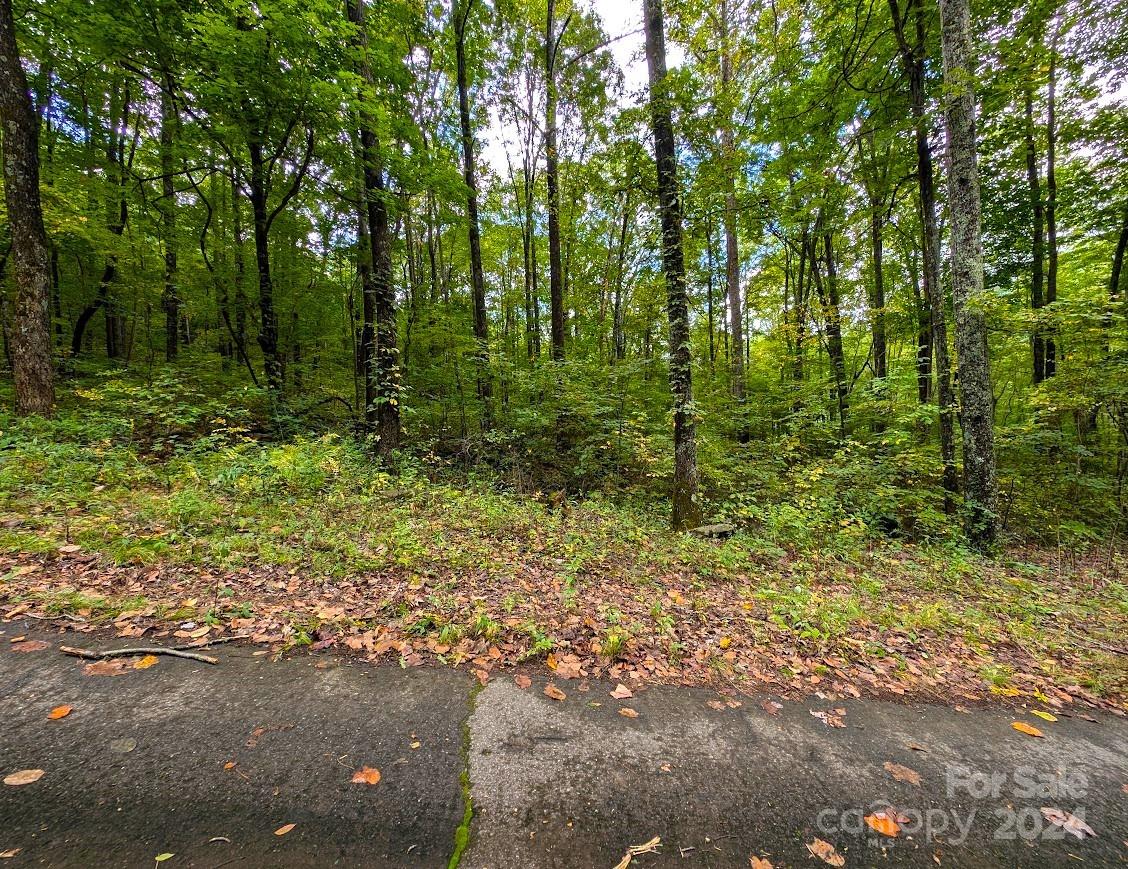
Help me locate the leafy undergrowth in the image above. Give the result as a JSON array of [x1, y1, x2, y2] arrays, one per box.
[[0, 390, 1125, 711]]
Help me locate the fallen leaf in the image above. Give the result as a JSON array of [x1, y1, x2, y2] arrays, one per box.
[[610, 683, 633, 699], [810, 709, 845, 728], [84, 659, 128, 677], [155, 854, 174, 863], [1012, 721, 1044, 738], [351, 766, 381, 785], [884, 761, 922, 785], [48, 705, 73, 720], [189, 626, 210, 639], [514, 674, 532, 689], [707, 700, 726, 710], [1040, 808, 1096, 839], [10, 640, 49, 653], [761, 700, 782, 715], [866, 810, 901, 837], [543, 683, 566, 701], [473, 669, 489, 687], [619, 707, 639, 718], [1031, 710, 1057, 722], [0, 848, 21, 858], [908, 742, 928, 752], [8, 635, 26, 642], [134, 655, 160, 670], [806, 838, 844, 866], [274, 824, 295, 837], [3, 769, 45, 786], [749, 857, 773, 869], [223, 761, 236, 770], [109, 737, 137, 753], [58, 544, 81, 554]]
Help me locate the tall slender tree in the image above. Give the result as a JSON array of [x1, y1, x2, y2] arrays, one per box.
[[939, 0, 999, 547], [643, 0, 701, 531]]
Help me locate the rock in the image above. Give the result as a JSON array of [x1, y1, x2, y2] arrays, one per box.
[[688, 523, 736, 539]]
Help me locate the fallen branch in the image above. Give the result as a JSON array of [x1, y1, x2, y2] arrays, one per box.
[[59, 645, 218, 665]]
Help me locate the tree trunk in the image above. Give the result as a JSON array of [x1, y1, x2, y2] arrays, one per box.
[[940, 0, 999, 548], [643, 0, 701, 531], [1024, 81, 1046, 383], [247, 138, 282, 392], [613, 185, 630, 362], [349, 0, 400, 452], [889, 0, 957, 504], [545, 0, 566, 361], [719, 0, 745, 419], [1044, 27, 1058, 378], [0, 0, 54, 415], [454, 0, 492, 417], [822, 231, 848, 432], [160, 76, 179, 361]]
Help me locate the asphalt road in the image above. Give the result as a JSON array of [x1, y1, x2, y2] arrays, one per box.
[[2, 625, 1125, 868]]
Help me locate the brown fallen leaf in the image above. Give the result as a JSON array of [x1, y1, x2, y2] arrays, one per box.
[[707, 700, 726, 710], [866, 810, 901, 837], [810, 709, 845, 728], [473, 669, 490, 687], [619, 707, 639, 718], [761, 700, 782, 715], [351, 766, 382, 785], [514, 674, 532, 689], [884, 761, 922, 785], [806, 838, 844, 866], [610, 683, 633, 699], [1040, 808, 1096, 839], [274, 824, 295, 836], [47, 705, 73, 720], [3, 769, 45, 786], [749, 856, 773, 868], [543, 683, 566, 701], [223, 761, 237, 770], [0, 847, 21, 858], [84, 659, 128, 677], [133, 655, 159, 670], [58, 544, 81, 554], [1012, 721, 1044, 738], [10, 640, 49, 653], [908, 742, 928, 752]]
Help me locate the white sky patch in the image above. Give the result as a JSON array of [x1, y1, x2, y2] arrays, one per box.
[[482, 0, 683, 174]]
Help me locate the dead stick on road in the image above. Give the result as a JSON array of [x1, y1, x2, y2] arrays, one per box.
[[59, 645, 219, 665]]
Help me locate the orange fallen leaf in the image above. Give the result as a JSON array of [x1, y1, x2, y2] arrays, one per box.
[[806, 838, 844, 866], [884, 761, 921, 785], [274, 824, 295, 836], [133, 655, 159, 670], [223, 761, 237, 770], [1012, 721, 1044, 738], [473, 669, 490, 687], [514, 674, 532, 689], [749, 857, 773, 869], [3, 769, 45, 786], [48, 705, 73, 720], [619, 707, 639, 718], [351, 767, 381, 785], [10, 640, 49, 653], [610, 684, 633, 699], [866, 810, 901, 837], [543, 684, 566, 701]]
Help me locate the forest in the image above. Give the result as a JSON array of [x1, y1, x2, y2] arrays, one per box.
[[1, 0, 1127, 705]]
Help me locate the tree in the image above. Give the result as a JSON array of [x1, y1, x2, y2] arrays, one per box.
[[643, 0, 701, 531], [0, 0, 54, 415], [939, 0, 999, 547], [454, 0, 492, 416]]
